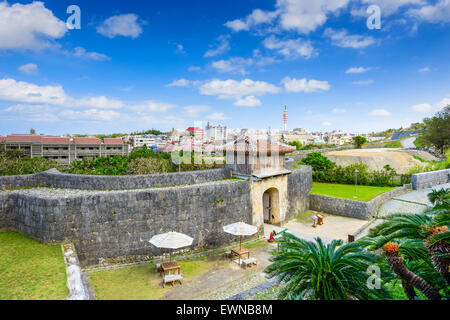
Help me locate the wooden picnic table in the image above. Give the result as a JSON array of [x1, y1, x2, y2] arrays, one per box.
[[161, 261, 181, 276], [231, 247, 250, 264]]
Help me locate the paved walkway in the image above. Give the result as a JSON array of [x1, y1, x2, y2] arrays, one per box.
[[401, 137, 417, 148]]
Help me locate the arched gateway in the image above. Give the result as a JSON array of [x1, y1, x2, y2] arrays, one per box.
[[219, 135, 296, 227]]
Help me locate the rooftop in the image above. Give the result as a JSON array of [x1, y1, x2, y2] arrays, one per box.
[[218, 136, 296, 154]]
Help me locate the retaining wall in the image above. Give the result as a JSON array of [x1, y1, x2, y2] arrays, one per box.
[[411, 169, 450, 190], [0, 168, 232, 190], [310, 184, 410, 220]]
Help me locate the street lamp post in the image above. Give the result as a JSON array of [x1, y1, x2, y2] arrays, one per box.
[[354, 169, 359, 198]]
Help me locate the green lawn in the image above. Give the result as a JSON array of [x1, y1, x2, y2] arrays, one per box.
[[311, 182, 397, 202], [88, 256, 227, 300], [0, 232, 68, 300]]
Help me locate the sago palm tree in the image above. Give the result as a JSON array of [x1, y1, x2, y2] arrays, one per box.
[[382, 242, 442, 300], [264, 233, 391, 300], [368, 210, 450, 285]]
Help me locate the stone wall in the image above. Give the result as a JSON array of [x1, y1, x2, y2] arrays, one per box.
[[411, 169, 450, 190], [1, 180, 253, 267], [0, 166, 312, 267], [0, 168, 231, 190], [310, 185, 410, 220], [286, 166, 312, 221]]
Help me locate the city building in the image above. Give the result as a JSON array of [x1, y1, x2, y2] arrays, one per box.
[[205, 122, 227, 142], [0, 134, 129, 164]]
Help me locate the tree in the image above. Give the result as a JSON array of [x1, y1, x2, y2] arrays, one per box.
[[287, 141, 302, 150], [382, 242, 441, 300], [264, 234, 391, 300], [352, 136, 367, 149], [419, 106, 450, 154], [300, 152, 335, 171], [364, 210, 450, 287]]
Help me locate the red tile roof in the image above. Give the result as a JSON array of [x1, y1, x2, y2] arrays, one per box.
[[103, 138, 123, 144], [73, 137, 101, 144], [5, 134, 43, 142], [41, 137, 71, 144], [186, 127, 202, 131], [217, 136, 296, 154], [0, 136, 5, 142]]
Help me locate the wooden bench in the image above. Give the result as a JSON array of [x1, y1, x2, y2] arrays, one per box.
[[224, 251, 232, 259], [242, 258, 257, 269], [163, 274, 183, 287]]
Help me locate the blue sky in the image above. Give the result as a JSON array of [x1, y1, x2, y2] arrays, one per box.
[[0, 0, 449, 135]]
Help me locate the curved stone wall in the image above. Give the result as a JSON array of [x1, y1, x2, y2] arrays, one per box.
[[1, 179, 253, 267]]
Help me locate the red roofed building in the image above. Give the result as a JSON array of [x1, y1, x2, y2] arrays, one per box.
[[0, 134, 129, 163], [186, 127, 203, 139]]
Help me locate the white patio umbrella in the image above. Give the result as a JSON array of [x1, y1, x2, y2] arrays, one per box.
[[223, 222, 258, 250], [149, 231, 193, 262]]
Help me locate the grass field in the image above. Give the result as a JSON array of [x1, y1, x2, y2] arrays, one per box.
[[311, 182, 397, 201], [88, 256, 226, 300], [0, 232, 68, 300]]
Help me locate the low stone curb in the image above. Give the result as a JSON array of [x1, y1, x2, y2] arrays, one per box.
[[62, 243, 94, 300]]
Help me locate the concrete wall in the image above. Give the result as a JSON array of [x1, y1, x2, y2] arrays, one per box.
[[0, 168, 231, 190], [1, 180, 253, 267], [310, 185, 410, 220], [411, 169, 450, 190]]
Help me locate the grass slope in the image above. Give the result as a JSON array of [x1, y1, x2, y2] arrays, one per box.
[[311, 182, 397, 202], [0, 232, 68, 300]]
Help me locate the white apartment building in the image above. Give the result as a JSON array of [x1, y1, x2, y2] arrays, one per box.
[[131, 135, 157, 148], [205, 122, 227, 142]]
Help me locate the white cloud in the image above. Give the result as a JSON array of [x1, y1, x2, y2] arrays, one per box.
[[353, 0, 425, 16], [97, 14, 143, 39], [204, 35, 230, 57], [211, 57, 253, 75], [183, 105, 210, 117], [324, 28, 375, 49], [225, 0, 350, 34], [345, 67, 370, 74], [207, 112, 230, 120], [200, 79, 280, 99], [332, 108, 346, 113], [322, 121, 332, 126], [0, 78, 68, 105], [0, 2, 67, 50], [408, 0, 450, 23], [188, 66, 201, 72], [410, 103, 432, 113], [281, 77, 330, 93], [263, 36, 316, 59], [167, 79, 192, 87], [130, 100, 176, 113], [352, 80, 374, 85], [369, 109, 391, 116], [418, 66, 431, 72], [72, 96, 124, 109], [60, 109, 122, 122], [233, 96, 262, 107], [3, 104, 59, 122], [18, 63, 39, 75], [437, 97, 450, 109], [199, 79, 280, 106], [73, 47, 111, 61]]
